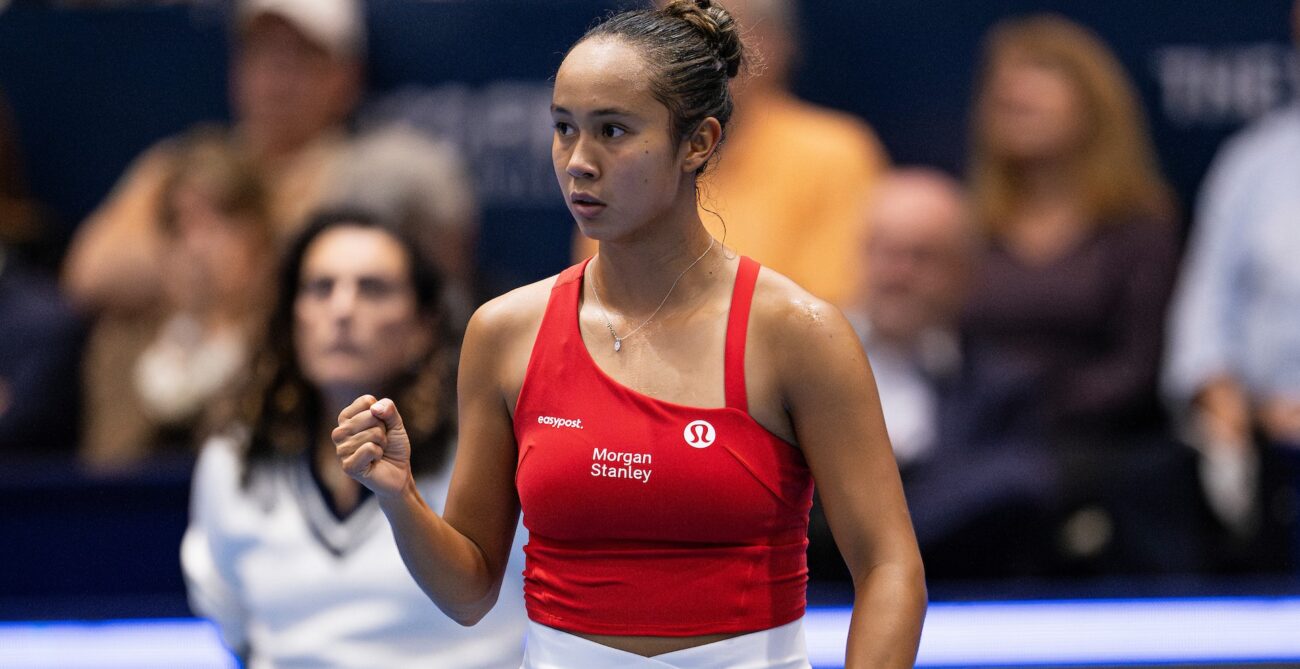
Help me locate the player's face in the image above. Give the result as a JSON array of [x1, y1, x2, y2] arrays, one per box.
[[293, 226, 430, 394], [551, 38, 689, 242]]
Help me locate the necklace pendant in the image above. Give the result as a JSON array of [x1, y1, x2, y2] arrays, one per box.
[[613, 338, 622, 352]]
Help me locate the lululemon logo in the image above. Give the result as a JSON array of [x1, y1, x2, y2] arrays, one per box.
[[683, 420, 716, 448]]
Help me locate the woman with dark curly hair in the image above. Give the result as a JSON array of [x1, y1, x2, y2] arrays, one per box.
[[181, 209, 527, 668]]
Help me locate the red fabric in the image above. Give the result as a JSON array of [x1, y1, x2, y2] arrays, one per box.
[[513, 257, 814, 637], [725, 255, 760, 413]]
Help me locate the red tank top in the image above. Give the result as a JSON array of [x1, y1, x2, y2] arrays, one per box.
[[513, 256, 814, 637]]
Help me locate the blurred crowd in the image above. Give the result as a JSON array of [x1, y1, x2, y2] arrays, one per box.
[[1, 0, 1299, 628]]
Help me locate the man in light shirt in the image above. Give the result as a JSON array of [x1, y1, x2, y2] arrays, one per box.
[[1163, 0, 1300, 570]]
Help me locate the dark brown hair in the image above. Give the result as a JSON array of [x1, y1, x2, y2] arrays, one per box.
[[240, 208, 456, 482], [577, 0, 746, 171]]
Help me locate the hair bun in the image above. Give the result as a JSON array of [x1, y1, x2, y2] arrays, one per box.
[[662, 0, 745, 78]]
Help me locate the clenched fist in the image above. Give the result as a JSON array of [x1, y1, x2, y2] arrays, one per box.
[[333, 395, 413, 499]]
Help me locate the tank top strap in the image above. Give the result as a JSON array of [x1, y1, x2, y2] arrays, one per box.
[[550, 257, 590, 315], [553, 257, 591, 302], [526, 257, 591, 365], [724, 256, 761, 413]]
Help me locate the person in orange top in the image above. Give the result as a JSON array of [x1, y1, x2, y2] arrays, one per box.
[[575, 0, 888, 306]]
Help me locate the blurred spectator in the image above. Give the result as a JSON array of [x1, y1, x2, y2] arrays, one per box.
[[841, 169, 1056, 579], [847, 170, 970, 469], [81, 128, 272, 468], [575, 0, 888, 306], [326, 123, 480, 325], [65, 0, 480, 467], [962, 15, 1200, 574], [1164, 0, 1300, 572], [64, 0, 362, 316], [65, 0, 362, 469], [0, 85, 81, 458], [181, 209, 526, 668]]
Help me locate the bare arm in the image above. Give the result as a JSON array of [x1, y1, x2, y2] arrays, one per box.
[[770, 292, 926, 667], [62, 145, 172, 313], [335, 302, 523, 625]]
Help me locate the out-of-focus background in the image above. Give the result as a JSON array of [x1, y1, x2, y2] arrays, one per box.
[[1, 0, 1298, 666]]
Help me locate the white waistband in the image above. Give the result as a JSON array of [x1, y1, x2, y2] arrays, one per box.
[[520, 618, 811, 669]]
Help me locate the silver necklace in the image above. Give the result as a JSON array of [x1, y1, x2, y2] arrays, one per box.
[[588, 237, 715, 352]]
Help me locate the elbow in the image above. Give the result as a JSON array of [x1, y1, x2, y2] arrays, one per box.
[[910, 558, 929, 610], [906, 547, 928, 599], [890, 550, 928, 607], [853, 550, 928, 609], [441, 590, 502, 627], [448, 607, 488, 627]]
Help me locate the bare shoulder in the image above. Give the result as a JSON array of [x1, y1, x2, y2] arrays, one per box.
[[461, 274, 563, 401], [748, 266, 860, 355], [465, 275, 557, 347], [745, 265, 868, 402]]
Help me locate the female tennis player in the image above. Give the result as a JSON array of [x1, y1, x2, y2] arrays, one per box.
[[334, 2, 926, 666]]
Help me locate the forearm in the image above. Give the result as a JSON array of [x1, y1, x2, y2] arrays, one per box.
[[63, 147, 172, 313], [378, 478, 504, 625], [844, 560, 927, 669], [63, 216, 165, 312]]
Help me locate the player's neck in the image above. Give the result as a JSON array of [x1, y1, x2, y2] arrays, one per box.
[[591, 220, 719, 313]]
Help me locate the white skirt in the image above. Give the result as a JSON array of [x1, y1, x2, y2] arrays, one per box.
[[520, 618, 812, 669]]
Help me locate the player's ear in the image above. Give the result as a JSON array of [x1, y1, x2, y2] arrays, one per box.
[[681, 117, 722, 174]]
